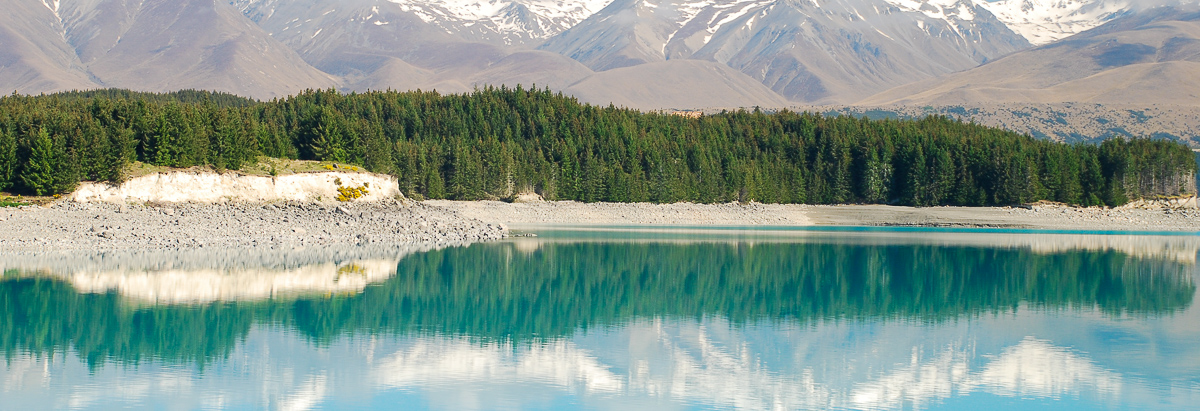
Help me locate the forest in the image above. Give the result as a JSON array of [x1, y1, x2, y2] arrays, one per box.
[[0, 87, 1194, 206]]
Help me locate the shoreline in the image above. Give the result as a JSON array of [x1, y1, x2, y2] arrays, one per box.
[[428, 200, 1200, 233], [2, 199, 1199, 253]]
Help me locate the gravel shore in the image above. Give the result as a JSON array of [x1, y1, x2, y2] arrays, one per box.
[[0, 200, 505, 252], [3, 198, 1199, 253]]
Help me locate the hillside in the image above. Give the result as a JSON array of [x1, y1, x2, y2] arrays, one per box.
[[540, 0, 1030, 104], [0, 0, 338, 100], [861, 5, 1200, 107], [809, 103, 1200, 144]]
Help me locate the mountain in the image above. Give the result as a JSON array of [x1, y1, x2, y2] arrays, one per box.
[[0, 0, 337, 100], [810, 103, 1200, 143], [3, 0, 1191, 111], [232, 0, 599, 95], [565, 59, 791, 109], [0, 0, 96, 94], [231, 0, 787, 108], [860, 5, 1200, 106], [978, 0, 1136, 45], [234, 0, 1036, 104], [385, 0, 614, 46], [540, 0, 1030, 104]]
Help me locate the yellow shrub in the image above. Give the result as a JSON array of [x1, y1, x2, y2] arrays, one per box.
[[335, 180, 370, 202]]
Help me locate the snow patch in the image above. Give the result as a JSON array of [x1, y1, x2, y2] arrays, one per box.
[[979, 0, 1135, 45], [389, 0, 614, 39]]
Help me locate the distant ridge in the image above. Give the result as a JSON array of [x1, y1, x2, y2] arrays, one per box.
[[861, 5, 1200, 107]]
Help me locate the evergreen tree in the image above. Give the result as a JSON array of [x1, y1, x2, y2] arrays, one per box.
[[18, 129, 57, 196], [0, 88, 1193, 205], [0, 128, 16, 191]]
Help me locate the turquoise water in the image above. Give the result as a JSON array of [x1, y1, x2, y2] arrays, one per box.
[[2, 229, 1199, 410]]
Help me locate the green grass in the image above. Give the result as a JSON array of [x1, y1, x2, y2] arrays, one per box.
[[0, 196, 27, 207]]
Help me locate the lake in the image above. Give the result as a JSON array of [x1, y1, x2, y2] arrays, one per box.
[[2, 228, 1199, 410]]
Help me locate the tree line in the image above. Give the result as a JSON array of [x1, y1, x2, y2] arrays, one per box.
[[0, 87, 1194, 206]]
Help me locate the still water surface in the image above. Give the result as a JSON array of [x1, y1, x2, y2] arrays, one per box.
[[2, 228, 1199, 410]]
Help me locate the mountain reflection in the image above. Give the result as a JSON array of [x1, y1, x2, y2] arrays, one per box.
[[0, 234, 1196, 367]]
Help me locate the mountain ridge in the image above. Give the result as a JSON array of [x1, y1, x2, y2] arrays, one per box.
[[860, 4, 1200, 107], [1, 0, 1195, 116]]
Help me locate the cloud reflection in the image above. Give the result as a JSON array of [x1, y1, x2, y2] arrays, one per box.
[[1, 316, 1195, 411], [850, 337, 1123, 410], [369, 323, 1130, 411]]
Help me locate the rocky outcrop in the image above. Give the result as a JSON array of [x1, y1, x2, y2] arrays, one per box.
[[69, 171, 403, 204], [1117, 196, 1199, 210]]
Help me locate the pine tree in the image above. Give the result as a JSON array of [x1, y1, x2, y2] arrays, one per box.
[[19, 129, 57, 196], [0, 128, 16, 191]]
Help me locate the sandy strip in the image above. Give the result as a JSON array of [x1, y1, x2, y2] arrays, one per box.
[[427, 200, 1200, 232], [423, 200, 812, 226], [803, 204, 1200, 231]]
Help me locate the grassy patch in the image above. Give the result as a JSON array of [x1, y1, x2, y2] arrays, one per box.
[[239, 157, 367, 177], [120, 157, 372, 180], [0, 196, 28, 207]]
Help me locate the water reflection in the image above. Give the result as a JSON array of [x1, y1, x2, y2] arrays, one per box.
[[1, 243, 449, 303], [1, 231, 1199, 410]]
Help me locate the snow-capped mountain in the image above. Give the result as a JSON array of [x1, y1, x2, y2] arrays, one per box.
[[233, 0, 1103, 50], [234, 0, 615, 47], [977, 0, 1136, 45], [389, 0, 614, 44], [5, 0, 1195, 108], [540, 0, 1029, 103], [861, 3, 1200, 107]]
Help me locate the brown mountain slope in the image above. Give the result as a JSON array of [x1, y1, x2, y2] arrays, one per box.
[[237, 1, 594, 95], [808, 103, 1200, 144], [0, 0, 96, 94], [0, 0, 337, 100], [861, 6, 1200, 106], [80, 0, 337, 100], [541, 0, 1030, 104], [566, 60, 790, 110]]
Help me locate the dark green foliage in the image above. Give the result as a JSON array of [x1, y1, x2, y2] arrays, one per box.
[[0, 87, 1193, 206], [0, 127, 15, 191], [18, 129, 58, 195], [39, 88, 258, 107], [0, 278, 253, 367]]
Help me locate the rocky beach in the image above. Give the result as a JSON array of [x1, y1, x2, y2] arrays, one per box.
[[0, 200, 504, 252], [3, 197, 1199, 253], [1, 167, 1198, 253]]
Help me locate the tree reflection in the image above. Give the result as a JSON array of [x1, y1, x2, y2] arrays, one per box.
[[1, 240, 1194, 366]]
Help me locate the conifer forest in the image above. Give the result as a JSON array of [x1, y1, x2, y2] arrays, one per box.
[[0, 87, 1194, 206]]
